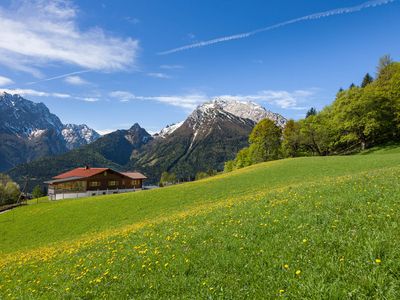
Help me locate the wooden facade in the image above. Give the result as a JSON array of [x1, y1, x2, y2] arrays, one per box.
[[46, 167, 147, 200]]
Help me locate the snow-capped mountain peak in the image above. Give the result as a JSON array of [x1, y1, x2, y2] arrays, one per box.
[[0, 93, 101, 170], [189, 97, 287, 128], [156, 121, 184, 138], [62, 124, 100, 150]]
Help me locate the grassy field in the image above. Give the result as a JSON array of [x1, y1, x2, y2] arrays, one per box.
[[1, 151, 400, 298]]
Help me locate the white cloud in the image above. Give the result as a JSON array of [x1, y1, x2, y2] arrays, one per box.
[[109, 91, 136, 102], [146, 72, 171, 79], [109, 90, 206, 109], [0, 88, 102, 102], [109, 88, 318, 110], [0, 0, 139, 75], [52, 92, 71, 98], [64, 75, 88, 85], [125, 17, 140, 24], [0, 76, 14, 86], [136, 94, 207, 110], [27, 70, 91, 85], [160, 65, 184, 70], [81, 97, 99, 102], [0, 88, 70, 98]]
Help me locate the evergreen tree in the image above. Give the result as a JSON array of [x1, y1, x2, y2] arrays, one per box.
[[306, 107, 317, 118], [361, 73, 373, 88], [349, 83, 356, 89]]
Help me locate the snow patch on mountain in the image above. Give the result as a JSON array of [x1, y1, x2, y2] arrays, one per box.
[[1, 92, 100, 150], [156, 121, 184, 138], [213, 97, 286, 126], [62, 124, 100, 150], [28, 129, 46, 139]]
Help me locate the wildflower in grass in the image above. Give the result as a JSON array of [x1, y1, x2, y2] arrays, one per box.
[[302, 239, 307, 243], [295, 270, 301, 275], [279, 289, 285, 294], [375, 258, 382, 264], [283, 264, 289, 269]]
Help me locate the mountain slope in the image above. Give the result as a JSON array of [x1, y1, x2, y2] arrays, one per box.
[[130, 99, 286, 181], [62, 124, 100, 150], [7, 98, 285, 187], [1, 150, 399, 298], [8, 124, 152, 190], [0, 92, 100, 171]]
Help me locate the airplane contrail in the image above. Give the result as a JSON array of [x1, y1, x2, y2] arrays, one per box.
[[159, 0, 396, 55], [26, 70, 91, 85]]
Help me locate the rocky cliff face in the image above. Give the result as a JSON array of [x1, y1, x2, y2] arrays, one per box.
[[130, 98, 287, 182], [7, 97, 287, 187], [62, 124, 100, 150], [0, 92, 100, 171]]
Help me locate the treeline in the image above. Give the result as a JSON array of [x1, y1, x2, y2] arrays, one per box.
[[225, 56, 400, 172], [0, 174, 21, 206], [159, 169, 218, 186]]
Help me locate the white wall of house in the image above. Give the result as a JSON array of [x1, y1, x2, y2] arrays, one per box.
[[48, 188, 140, 201]]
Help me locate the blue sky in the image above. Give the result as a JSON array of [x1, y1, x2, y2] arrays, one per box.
[[0, 0, 399, 134]]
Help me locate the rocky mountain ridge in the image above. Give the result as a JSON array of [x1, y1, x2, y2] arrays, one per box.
[[0, 92, 100, 171], [7, 96, 287, 188]]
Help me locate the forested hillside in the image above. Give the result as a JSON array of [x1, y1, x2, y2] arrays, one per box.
[[226, 56, 400, 171]]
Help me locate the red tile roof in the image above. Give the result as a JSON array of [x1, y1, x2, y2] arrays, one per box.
[[53, 167, 109, 179], [122, 172, 147, 180]]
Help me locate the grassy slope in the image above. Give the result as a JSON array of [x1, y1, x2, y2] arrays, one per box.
[[1, 151, 400, 298]]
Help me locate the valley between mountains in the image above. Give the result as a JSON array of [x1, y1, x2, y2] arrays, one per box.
[[1, 92, 286, 188]]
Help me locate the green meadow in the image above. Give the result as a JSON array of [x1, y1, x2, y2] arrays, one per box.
[[1, 149, 400, 299]]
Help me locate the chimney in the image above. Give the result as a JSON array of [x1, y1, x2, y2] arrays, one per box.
[[84, 165, 90, 170]]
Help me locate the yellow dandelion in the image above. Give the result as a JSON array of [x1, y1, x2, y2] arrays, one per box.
[[302, 239, 307, 243], [375, 258, 382, 264], [295, 270, 301, 275], [283, 264, 289, 269], [279, 289, 285, 294]]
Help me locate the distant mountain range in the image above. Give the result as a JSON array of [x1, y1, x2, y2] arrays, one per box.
[[5, 95, 286, 189], [0, 92, 100, 171]]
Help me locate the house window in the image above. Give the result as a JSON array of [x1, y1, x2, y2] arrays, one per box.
[[108, 181, 118, 186], [132, 180, 141, 186], [89, 181, 100, 187]]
